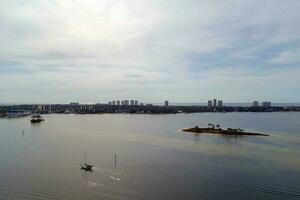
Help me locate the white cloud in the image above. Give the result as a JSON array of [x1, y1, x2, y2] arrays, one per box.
[[270, 49, 300, 65], [0, 0, 300, 102]]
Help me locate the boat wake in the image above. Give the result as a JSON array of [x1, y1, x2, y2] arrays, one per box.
[[110, 176, 121, 181], [86, 181, 103, 187]]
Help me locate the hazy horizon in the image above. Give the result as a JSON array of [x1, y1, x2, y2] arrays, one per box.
[[1, 101, 300, 106], [1, 1, 300, 103]]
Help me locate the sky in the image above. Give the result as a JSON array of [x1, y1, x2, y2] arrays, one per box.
[[1, 0, 300, 104]]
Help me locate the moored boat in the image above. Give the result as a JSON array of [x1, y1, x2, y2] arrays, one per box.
[[30, 115, 45, 123], [81, 150, 93, 171]]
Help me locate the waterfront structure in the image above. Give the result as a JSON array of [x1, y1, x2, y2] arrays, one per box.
[[117, 100, 120, 106], [253, 101, 259, 107], [140, 103, 144, 106], [213, 99, 217, 107], [165, 100, 169, 107], [262, 101, 271, 107], [134, 100, 139, 106], [7, 110, 31, 118], [208, 100, 213, 107], [130, 100, 134, 106], [218, 100, 223, 107]]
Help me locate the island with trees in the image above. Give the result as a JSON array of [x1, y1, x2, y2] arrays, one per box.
[[182, 123, 269, 136]]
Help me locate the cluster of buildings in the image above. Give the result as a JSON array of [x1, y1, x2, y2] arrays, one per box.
[[106, 100, 169, 107], [3, 99, 300, 117], [108, 100, 140, 106], [208, 98, 223, 107], [253, 101, 272, 107]]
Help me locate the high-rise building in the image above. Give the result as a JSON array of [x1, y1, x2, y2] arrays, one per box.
[[108, 101, 112, 105], [165, 100, 169, 107], [217, 100, 223, 107], [130, 100, 134, 106], [112, 101, 116, 106], [134, 100, 139, 106], [253, 101, 259, 107], [262, 101, 271, 107], [213, 99, 217, 107], [117, 100, 120, 106], [122, 100, 129, 106], [208, 100, 212, 107]]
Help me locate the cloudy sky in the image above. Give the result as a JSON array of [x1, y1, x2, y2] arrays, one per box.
[[1, 0, 300, 103]]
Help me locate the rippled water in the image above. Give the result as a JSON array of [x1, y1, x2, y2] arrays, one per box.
[[0, 113, 300, 200]]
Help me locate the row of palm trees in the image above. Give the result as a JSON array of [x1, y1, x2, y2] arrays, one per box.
[[208, 123, 220, 129], [194, 123, 245, 133], [207, 123, 245, 132]]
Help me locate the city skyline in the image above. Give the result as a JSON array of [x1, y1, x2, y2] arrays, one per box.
[[1, 1, 300, 103]]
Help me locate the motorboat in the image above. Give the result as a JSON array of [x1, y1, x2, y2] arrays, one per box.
[[30, 115, 45, 123]]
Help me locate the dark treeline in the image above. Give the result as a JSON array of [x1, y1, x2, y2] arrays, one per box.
[[1, 104, 300, 116]]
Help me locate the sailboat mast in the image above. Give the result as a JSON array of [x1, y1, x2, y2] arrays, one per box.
[[85, 150, 87, 164]]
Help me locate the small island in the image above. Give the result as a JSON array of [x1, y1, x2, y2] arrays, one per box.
[[182, 123, 269, 136]]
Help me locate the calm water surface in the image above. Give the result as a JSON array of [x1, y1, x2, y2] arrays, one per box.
[[0, 113, 300, 200]]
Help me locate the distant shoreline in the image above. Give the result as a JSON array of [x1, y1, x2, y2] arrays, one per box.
[[1, 104, 300, 116]]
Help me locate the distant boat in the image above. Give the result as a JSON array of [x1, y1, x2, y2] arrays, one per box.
[[30, 115, 45, 123], [81, 150, 93, 171]]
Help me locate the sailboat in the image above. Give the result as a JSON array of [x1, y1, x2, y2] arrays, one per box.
[[81, 150, 93, 171]]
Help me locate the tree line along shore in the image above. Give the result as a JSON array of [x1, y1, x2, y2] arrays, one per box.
[[1, 104, 300, 117]]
